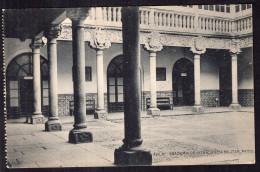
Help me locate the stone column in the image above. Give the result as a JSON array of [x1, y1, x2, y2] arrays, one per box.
[[229, 45, 241, 111], [67, 8, 93, 143], [114, 7, 152, 165], [190, 36, 206, 114], [144, 32, 163, 116], [43, 24, 62, 131], [29, 38, 46, 124], [90, 28, 111, 119]]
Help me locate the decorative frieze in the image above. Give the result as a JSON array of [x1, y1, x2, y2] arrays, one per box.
[[239, 36, 253, 48], [58, 27, 252, 50], [190, 36, 206, 54], [230, 39, 242, 55], [90, 28, 111, 50], [144, 32, 163, 52]]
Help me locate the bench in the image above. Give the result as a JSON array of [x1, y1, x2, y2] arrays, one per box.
[[146, 97, 173, 110], [69, 100, 95, 116]]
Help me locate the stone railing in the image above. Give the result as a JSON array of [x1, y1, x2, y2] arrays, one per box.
[[62, 7, 252, 36]]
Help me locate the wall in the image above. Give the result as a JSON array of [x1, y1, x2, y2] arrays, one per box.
[[4, 38, 48, 68]]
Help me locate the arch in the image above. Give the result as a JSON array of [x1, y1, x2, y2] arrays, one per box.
[[6, 53, 49, 119], [172, 58, 194, 106], [107, 55, 144, 112], [5, 49, 48, 70]]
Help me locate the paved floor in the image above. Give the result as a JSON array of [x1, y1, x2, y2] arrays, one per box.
[[6, 107, 255, 168]]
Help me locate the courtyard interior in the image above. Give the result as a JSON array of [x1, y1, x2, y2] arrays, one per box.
[[6, 107, 255, 168]]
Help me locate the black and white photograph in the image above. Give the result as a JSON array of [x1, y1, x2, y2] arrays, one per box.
[[2, 4, 255, 168]]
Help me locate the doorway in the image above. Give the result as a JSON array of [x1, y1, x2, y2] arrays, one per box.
[[172, 58, 194, 106], [19, 79, 34, 116], [219, 52, 232, 106], [107, 55, 124, 112], [6, 53, 49, 119]]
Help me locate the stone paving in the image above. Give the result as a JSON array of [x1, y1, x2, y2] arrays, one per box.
[[6, 107, 255, 168]]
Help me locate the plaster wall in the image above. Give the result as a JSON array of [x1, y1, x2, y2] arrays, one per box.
[[4, 38, 48, 68]]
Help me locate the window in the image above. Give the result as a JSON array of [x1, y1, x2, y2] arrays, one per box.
[[198, 5, 202, 9], [42, 80, 49, 106], [236, 5, 240, 12], [156, 68, 166, 81], [220, 5, 225, 12], [226, 5, 230, 13], [209, 5, 214, 11], [72, 66, 92, 81], [247, 4, 252, 9], [215, 5, 220, 11], [85, 66, 92, 81], [241, 4, 246, 10], [204, 5, 208, 10]]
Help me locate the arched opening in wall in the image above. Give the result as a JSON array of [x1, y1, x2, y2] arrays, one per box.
[[107, 55, 124, 112], [219, 51, 232, 106], [107, 55, 143, 113], [172, 58, 194, 106], [6, 53, 49, 119]]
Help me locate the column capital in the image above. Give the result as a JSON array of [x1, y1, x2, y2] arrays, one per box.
[[190, 36, 206, 55], [66, 8, 90, 22], [43, 24, 63, 40], [29, 37, 47, 50], [90, 28, 111, 50], [229, 39, 242, 56], [144, 31, 163, 53]]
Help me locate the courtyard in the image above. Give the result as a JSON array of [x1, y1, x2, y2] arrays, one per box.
[[6, 107, 255, 168]]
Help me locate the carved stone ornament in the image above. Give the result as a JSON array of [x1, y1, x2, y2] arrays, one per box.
[[190, 36, 206, 54], [229, 39, 242, 55], [29, 37, 47, 49], [144, 32, 163, 52], [90, 28, 111, 50], [44, 24, 63, 39]]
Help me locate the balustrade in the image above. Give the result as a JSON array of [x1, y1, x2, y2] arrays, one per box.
[[80, 7, 252, 36]]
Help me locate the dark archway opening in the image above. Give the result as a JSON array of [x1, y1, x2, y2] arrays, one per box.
[[172, 58, 194, 106], [219, 51, 232, 106]]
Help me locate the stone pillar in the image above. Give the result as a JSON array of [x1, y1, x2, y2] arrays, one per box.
[[229, 45, 241, 111], [90, 28, 111, 119], [29, 38, 46, 124], [44, 24, 62, 131], [144, 32, 163, 116], [67, 8, 93, 143], [190, 36, 206, 114], [114, 7, 152, 165]]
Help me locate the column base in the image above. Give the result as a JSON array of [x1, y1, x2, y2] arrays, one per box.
[[45, 119, 62, 131], [229, 103, 241, 111], [192, 105, 204, 114], [94, 110, 108, 120], [69, 128, 93, 144], [114, 145, 152, 165], [30, 114, 45, 124], [147, 107, 160, 117]]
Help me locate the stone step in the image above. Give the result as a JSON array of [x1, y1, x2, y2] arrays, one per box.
[[173, 106, 193, 110]]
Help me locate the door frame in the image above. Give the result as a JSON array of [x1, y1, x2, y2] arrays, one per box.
[[172, 58, 194, 106]]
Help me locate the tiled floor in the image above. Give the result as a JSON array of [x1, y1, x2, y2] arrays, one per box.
[[6, 107, 255, 168]]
